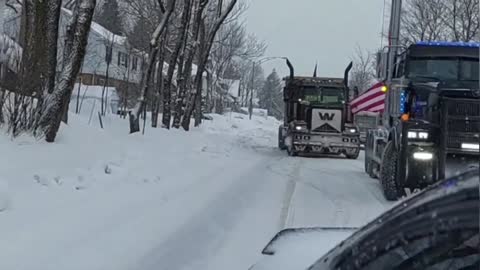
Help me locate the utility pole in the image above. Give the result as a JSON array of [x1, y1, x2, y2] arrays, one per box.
[[249, 61, 255, 120], [383, 0, 403, 127], [387, 0, 402, 83]]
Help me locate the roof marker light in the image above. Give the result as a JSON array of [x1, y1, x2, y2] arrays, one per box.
[[416, 41, 480, 48]]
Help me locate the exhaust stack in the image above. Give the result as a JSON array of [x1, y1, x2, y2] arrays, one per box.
[[344, 61, 353, 123], [286, 59, 294, 79]]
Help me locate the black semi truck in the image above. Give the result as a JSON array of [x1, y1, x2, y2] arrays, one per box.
[[365, 41, 480, 200], [278, 60, 360, 158]]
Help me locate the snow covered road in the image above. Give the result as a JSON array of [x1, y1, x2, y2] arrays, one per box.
[[0, 112, 393, 270], [131, 152, 392, 270]]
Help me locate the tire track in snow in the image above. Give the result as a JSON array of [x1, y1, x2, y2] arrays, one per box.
[[278, 158, 301, 230], [131, 157, 278, 270], [298, 180, 351, 227]]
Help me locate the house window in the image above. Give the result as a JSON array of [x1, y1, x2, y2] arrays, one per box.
[[105, 45, 112, 63], [131, 57, 138, 71], [117, 52, 128, 67]]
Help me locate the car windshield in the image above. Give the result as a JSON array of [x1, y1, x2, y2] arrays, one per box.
[[303, 87, 344, 105], [408, 58, 479, 81]]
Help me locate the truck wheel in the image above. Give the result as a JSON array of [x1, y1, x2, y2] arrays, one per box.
[[287, 144, 297, 157], [346, 150, 359, 159], [278, 126, 286, 150], [380, 141, 400, 201]]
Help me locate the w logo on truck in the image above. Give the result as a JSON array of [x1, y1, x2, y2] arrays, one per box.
[[319, 112, 335, 121]]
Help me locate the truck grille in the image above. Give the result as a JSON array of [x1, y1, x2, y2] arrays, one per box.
[[447, 100, 480, 116], [447, 119, 480, 133], [445, 98, 480, 152], [447, 134, 479, 149], [314, 124, 340, 133]]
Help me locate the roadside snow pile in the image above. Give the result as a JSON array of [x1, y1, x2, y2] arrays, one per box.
[[200, 112, 281, 152]]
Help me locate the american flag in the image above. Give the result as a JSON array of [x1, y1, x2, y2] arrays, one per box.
[[350, 82, 386, 114]]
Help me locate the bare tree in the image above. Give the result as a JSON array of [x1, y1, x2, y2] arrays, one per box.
[[350, 45, 375, 95], [123, 0, 164, 51], [171, 0, 209, 128], [129, 0, 176, 133], [162, 0, 193, 129], [442, 0, 479, 41], [181, 0, 238, 130], [37, 0, 97, 142], [401, 0, 447, 45]]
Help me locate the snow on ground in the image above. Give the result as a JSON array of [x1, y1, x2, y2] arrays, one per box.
[[0, 105, 393, 270]]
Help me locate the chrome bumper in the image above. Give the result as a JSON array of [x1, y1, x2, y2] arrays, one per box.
[[292, 132, 360, 153]]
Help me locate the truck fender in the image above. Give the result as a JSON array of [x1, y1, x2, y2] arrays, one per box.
[[388, 127, 400, 150]]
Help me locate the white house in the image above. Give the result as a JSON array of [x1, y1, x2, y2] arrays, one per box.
[[59, 8, 143, 88]]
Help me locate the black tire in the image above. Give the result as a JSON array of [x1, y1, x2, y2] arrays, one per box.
[[287, 141, 297, 156], [380, 141, 400, 201], [346, 150, 360, 159], [278, 126, 286, 150]]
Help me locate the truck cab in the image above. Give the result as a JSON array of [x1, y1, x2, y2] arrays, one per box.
[[366, 41, 480, 200], [278, 61, 360, 158]]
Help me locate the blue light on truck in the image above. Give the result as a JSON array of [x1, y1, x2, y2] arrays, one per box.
[[416, 41, 480, 48], [400, 92, 406, 113]]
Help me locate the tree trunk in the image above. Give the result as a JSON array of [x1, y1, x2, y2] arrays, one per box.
[[181, 0, 237, 130], [173, 0, 208, 129], [162, 0, 192, 129], [129, 0, 176, 133], [129, 48, 158, 133], [38, 0, 97, 142], [151, 34, 167, 127], [46, 0, 62, 95]]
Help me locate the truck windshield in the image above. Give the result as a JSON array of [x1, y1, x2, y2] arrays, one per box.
[[303, 87, 344, 105], [408, 58, 479, 81]]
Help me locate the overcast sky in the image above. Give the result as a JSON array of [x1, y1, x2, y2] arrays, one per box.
[[243, 0, 387, 78]]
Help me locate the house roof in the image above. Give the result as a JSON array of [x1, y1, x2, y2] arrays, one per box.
[[61, 8, 127, 46]]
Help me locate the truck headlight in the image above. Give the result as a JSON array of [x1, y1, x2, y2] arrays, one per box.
[[408, 131, 429, 139], [461, 143, 479, 150], [348, 128, 357, 133], [418, 132, 429, 139], [413, 152, 433, 160], [295, 125, 306, 131]]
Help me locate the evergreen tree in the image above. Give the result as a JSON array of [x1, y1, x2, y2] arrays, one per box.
[[94, 0, 123, 35], [258, 69, 283, 119]]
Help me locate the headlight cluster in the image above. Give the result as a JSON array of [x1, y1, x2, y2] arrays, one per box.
[[295, 125, 307, 131], [348, 128, 358, 133], [407, 131, 429, 139]]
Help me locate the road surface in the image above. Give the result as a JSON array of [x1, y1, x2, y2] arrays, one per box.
[[132, 148, 393, 270]]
